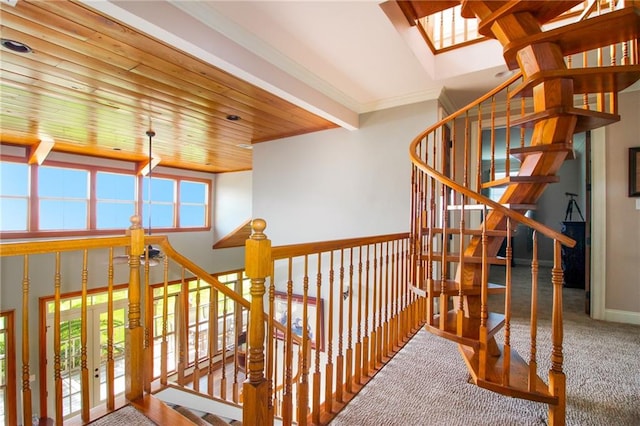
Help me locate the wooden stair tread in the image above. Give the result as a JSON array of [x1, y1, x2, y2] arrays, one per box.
[[426, 310, 505, 349], [421, 252, 507, 265], [481, 175, 559, 189], [509, 106, 620, 134], [509, 143, 574, 161], [504, 6, 640, 69], [458, 344, 558, 405], [411, 279, 506, 297], [424, 227, 509, 237], [462, 1, 583, 36], [509, 65, 640, 98]]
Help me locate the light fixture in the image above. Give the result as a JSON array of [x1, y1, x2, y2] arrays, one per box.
[[226, 114, 241, 121], [143, 128, 163, 265], [1, 38, 32, 53]]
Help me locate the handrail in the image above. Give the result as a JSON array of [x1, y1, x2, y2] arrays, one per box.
[[408, 70, 576, 248], [272, 232, 409, 259], [0, 235, 130, 256]]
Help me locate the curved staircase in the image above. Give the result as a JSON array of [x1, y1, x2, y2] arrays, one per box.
[[407, 1, 640, 425]]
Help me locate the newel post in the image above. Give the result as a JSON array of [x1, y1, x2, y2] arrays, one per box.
[[125, 215, 145, 401], [243, 219, 273, 425]]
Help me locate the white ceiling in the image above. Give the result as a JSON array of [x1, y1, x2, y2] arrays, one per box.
[[88, 0, 514, 130]]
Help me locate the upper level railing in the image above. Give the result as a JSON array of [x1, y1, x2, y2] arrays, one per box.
[[0, 217, 425, 425], [416, 0, 633, 53]]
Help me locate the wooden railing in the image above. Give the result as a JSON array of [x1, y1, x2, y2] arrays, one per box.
[[0, 218, 253, 424], [0, 217, 424, 425], [242, 220, 425, 425], [415, 0, 632, 53]]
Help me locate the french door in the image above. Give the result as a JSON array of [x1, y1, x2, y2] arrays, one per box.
[[46, 299, 127, 420]]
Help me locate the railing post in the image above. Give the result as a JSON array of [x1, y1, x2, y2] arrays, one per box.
[[549, 240, 566, 425], [125, 215, 145, 401], [243, 219, 273, 425]]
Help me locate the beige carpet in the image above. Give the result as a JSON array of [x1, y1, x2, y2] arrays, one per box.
[[329, 266, 640, 426], [87, 405, 156, 425]]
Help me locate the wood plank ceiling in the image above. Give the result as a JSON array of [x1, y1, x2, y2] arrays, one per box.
[[0, 0, 338, 173]]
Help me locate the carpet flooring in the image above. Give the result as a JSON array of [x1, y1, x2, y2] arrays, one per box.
[[329, 266, 640, 426]]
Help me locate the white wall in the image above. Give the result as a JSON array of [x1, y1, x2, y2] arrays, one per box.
[[213, 170, 252, 243], [252, 100, 439, 245], [602, 90, 640, 318]]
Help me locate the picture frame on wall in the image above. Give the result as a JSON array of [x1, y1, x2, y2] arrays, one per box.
[[274, 291, 325, 351], [629, 147, 640, 197]]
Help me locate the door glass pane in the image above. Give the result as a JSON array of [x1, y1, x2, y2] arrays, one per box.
[[60, 318, 83, 418], [98, 308, 126, 402]]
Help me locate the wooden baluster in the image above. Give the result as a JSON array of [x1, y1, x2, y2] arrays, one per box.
[[503, 218, 513, 386], [297, 256, 310, 424], [451, 119, 457, 183], [336, 250, 345, 404], [208, 286, 216, 397], [438, 11, 444, 49], [529, 231, 539, 392], [622, 40, 630, 65], [439, 180, 448, 331], [220, 290, 229, 401], [450, 8, 455, 45], [505, 89, 511, 177], [161, 254, 169, 387], [144, 253, 153, 395], [346, 250, 354, 394], [456, 198, 465, 337], [21, 255, 32, 424], [243, 219, 272, 426], [393, 240, 400, 348], [282, 260, 293, 422], [362, 246, 370, 379], [107, 249, 115, 409], [490, 96, 496, 182], [325, 251, 335, 413], [80, 250, 89, 422], [520, 96, 526, 148], [312, 254, 322, 423], [549, 240, 566, 425], [478, 212, 488, 380], [476, 103, 483, 192], [194, 279, 202, 393], [377, 245, 384, 365], [355, 247, 363, 385], [126, 215, 144, 401], [177, 268, 188, 385], [53, 252, 63, 423], [370, 245, 378, 372], [464, 111, 470, 189], [232, 298, 241, 403], [383, 243, 390, 359]]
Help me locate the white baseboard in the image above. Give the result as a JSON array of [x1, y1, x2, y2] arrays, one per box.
[[603, 308, 640, 325]]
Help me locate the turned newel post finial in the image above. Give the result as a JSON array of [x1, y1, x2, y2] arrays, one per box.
[[251, 218, 267, 240]]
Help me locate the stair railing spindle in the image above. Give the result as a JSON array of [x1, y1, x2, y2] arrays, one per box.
[[345, 250, 354, 394], [53, 252, 63, 424], [80, 250, 89, 423], [478, 211, 488, 380], [355, 247, 363, 385], [297, 255, 309, 424], [476, 103, 483, 192], [529, 231, 539, 392], [107, 250, 116, 408], [312, 254, 322, 423], [502, 218, 513, 386], [549, 240, 567, 424], [363, 246, 370, 379], [490, 96, 496, 182], [326, 251, 334, 412]]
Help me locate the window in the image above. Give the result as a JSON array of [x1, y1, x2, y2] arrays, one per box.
[[0, 156, 210, 236], [180, 181, 207, 228], [96, 172, 136, 230], [0, 162, 29, 231], [39, 166, 89, 231]]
